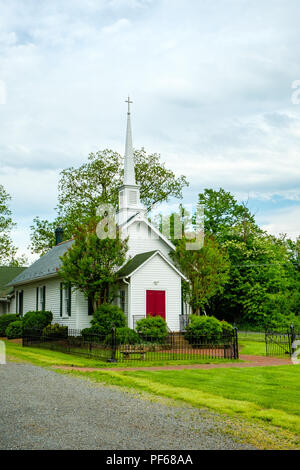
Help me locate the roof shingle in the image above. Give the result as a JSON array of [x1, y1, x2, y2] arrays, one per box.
[[7, 240, 74, 287]]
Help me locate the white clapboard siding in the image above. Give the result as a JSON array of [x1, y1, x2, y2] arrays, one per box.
[[124, 221, 172, 261], [129, 254, 181, 331], [8, 296, 16, 313], [13, 277, 86, 330], [75, 290, 92, 330]]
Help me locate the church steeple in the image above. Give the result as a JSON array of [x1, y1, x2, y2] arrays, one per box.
[[124, 97, 136, 185], [117, 97, 145, 224]]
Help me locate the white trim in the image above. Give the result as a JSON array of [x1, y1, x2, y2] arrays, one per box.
[[119, 250, 188, 282], [128, 276, 132, 328], [120, 214, 176, 252]]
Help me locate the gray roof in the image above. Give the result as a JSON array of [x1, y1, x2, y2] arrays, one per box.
[[117, 251, 157, 278], [8, 240, 74, 286]]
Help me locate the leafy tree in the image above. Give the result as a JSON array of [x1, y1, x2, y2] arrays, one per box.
[[0, 184, 27, 266], [198, 188, 257, 241], [174, 188, 300, 329], [30, 148, 189, 255], [58, 218, 128, 311], [170, 236, 230, 314], [210, 222, 300, 327]]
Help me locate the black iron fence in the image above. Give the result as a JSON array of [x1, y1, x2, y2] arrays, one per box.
[[22, 327, 239, 363], [265, 325, 300, 357]]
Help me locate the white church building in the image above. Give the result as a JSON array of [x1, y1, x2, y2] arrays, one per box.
[[8, 99, 188, 332]]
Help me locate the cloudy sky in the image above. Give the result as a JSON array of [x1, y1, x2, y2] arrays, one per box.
[[0, 0, 300, 262]]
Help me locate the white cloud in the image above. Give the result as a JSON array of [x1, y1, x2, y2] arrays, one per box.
[[260, 205, 300, 240], [0, 0, 299, 252], [102, 18, 131, 34]]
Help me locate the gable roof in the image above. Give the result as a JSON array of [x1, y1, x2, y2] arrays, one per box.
[[117, 251, 157, 278], [0, 266, 27, 297], [119, 212, 176, 252], [117, 250, 188, 281], [7, 240, 74, 287]]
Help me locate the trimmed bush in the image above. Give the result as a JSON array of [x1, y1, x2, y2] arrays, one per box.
[[185, 315, 228, 344], [42, 323, 68, 339], [221, 320, 233, 334], [105, 327, 141, 346], [136, 316, 168, 343], [81, 325, 105, 343], [5, 320, 23, 339], [23, 310, 53, 334], [91, 304, 126, 336], [0, 314, 19, 336]]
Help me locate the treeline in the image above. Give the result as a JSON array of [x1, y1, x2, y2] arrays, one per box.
[[171, 189, 300, 330]]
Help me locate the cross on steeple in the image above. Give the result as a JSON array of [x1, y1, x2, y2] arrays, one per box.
[[125, 96, 133, 114]]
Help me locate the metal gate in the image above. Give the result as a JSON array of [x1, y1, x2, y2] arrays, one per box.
[[265, 325, 298, 357]]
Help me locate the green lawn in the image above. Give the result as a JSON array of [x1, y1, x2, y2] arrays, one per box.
[[4, 338, 300, 449], [239, 339, 267, 355], [64, 365, 300, 438], [4, 340, 232, 369]]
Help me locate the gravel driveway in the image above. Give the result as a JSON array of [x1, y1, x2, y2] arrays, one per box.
[[0, 363, 255, 450]]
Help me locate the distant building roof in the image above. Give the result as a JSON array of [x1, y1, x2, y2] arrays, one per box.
[[0, 266, 27, 296], [7, 240, 74, 287]]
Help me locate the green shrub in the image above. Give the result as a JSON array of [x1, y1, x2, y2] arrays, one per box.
[[136, 316, 168, 343], [221, 320, 233, 334], [81, 325, 106, 343], [5, 320, 23, 339], [23, 311, 53, 334], [91, 304, 126, 336], [105, 327, 141, 346], [42, 323, 68, 339], [0, 314, 20, 336], [185, 315, 226, 344]]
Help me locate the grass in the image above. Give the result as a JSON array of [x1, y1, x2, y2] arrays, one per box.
[[238, 331, 265, 342], [60, 365, 300, 444], [239, 339, 267, 356], [4, 338, 300, 449], [3, 339, 232, 369]]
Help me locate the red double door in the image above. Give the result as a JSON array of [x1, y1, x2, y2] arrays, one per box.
[[146, 290, 166, 320]]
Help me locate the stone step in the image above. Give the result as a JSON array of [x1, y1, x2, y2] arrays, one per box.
[[169, 333, 191, 348]]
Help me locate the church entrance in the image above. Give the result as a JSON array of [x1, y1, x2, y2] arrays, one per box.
[[146, 290, 166, 320]]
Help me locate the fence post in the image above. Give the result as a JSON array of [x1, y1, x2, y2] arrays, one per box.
[[107, 327, 117, 363], [290, 324, 296, 356], [233, 327, 239, 359]]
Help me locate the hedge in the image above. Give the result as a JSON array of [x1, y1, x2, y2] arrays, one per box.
[[136, 316, 168, 343], [5, 321, 23, 339], [0, 314, 20, 336]]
